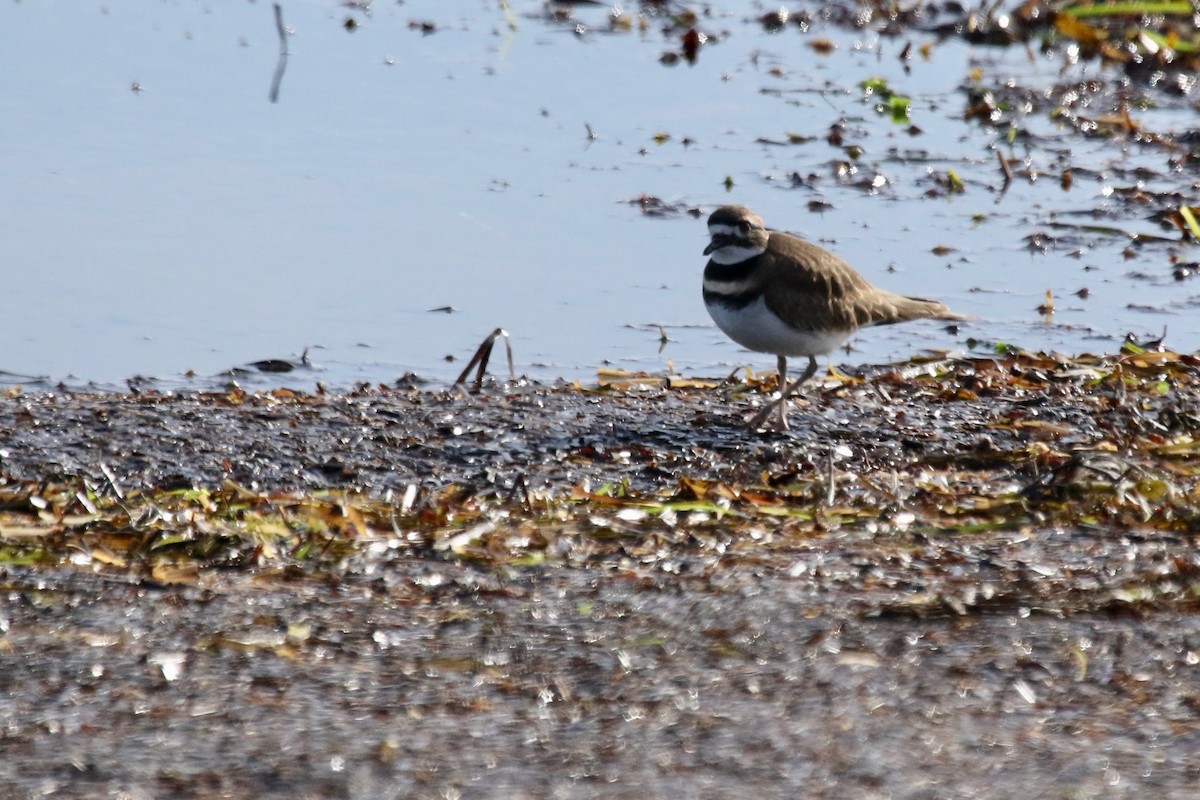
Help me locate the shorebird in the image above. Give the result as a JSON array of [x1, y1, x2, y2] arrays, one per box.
[[702, 204, 964, 430]]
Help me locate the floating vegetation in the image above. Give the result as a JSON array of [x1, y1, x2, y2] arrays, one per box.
[[860, 76, 913, 123]]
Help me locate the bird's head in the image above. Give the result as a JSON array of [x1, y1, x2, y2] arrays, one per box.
[[703, 205, 769, 264]]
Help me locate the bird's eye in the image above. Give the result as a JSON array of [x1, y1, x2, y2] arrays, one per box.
[[738, 221, 750, 233]]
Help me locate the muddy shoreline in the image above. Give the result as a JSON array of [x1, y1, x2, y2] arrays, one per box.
[[3, 353, 1200, 798]]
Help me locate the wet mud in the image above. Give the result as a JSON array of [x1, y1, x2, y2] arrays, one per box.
[[3, 350, 1200, 798]]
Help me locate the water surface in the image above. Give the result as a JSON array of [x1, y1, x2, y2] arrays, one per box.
[[1, 1, 1194, 389]]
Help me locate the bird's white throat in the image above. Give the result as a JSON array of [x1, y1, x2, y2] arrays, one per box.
[[707, 243, 767, 265], [706, 224, 768, 265]]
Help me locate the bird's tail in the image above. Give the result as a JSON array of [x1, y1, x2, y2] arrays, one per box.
[[882, 293, 970, 325]]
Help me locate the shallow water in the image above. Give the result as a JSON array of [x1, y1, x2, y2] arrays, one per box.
[[1, 1, 1195, 390]]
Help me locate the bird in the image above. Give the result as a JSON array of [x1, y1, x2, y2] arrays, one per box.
[[702, 204, 964, 430]]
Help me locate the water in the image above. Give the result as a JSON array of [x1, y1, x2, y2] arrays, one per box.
[[1, 1, 1195, 390]]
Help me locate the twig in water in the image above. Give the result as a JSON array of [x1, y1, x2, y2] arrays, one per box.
[[719, 365, 748, 387], [269, 3, 290, 103], [454, 328, 515, 391], [996, 150, 1012, 192]]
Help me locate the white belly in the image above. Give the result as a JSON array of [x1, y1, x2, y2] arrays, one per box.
[[706, 295, 851, 357]]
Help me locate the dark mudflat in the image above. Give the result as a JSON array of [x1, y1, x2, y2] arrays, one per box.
[[2, 352, 1200, 798]]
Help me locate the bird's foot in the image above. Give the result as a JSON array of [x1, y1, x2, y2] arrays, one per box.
[[748, 398, 790, 431]]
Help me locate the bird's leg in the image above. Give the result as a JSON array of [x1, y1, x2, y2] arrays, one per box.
[[749, 355, 818, 431], [774, 354, 790, 431], [750, 355, 789, 430]]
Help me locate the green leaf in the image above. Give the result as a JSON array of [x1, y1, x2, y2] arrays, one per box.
[[859, 76, 890, 95], [887, 94, 912, 123], [946, 169, 965, 194]]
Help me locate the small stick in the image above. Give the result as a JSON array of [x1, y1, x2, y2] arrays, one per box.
[[996, 150, 1012, 190], [273, 3, 287, 49], [454, 328, 515, 391], [268, 3, 289, 103]]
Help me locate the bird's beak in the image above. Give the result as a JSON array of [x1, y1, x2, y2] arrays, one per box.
[[703, 239, 719, 256]]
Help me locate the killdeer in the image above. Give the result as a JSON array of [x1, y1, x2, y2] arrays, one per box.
[[702, 204, 964, 430]]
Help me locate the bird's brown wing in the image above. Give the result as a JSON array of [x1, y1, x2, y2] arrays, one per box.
[[761, 232, 961, 330]]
